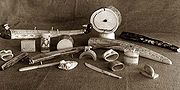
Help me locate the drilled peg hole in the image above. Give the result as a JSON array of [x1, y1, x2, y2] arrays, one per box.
[[103, 19, 107, 22]]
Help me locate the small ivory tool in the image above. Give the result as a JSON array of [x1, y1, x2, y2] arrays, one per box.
[[19, 62, 59, 71], [88, 38, 172, 65], [1, 53, 29, 70], [19, 60, 78, 71], [120, 31, 180, 52], [79, 46, 97, 61], [85, 63, 122, 79], [29, 46, 86, 64], [140, 64, 159, 79]]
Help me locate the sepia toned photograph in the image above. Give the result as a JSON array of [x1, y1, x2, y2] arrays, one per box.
[[0, 0, 179, 90]]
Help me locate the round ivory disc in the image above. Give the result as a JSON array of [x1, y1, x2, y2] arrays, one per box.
[[90, 6, 122, 33], [57, 39, 73, 50]]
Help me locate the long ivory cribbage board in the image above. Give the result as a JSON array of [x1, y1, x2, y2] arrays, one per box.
[[88, 38, 172, 65], [10, 29, 85, 39]]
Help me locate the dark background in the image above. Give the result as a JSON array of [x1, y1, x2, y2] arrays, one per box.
[[0, 0, 180, 90], [1, 0, 180, 33]]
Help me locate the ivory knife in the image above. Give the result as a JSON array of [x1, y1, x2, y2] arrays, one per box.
[[84, 63, 122, 79]]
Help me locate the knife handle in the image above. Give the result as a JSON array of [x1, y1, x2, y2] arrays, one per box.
[[19, 66, 39, 71]]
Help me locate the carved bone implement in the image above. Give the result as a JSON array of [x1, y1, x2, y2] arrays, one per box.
[[1, 53, 29, 70], [29, 46, 86, 64], [88, 38, 172, 65]]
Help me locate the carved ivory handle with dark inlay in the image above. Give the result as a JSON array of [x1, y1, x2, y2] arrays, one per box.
[[120, 31, 180, 52]]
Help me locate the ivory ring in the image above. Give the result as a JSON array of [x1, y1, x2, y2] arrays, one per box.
[[109, 61, 124, 71], [103, 49, 119, 62]]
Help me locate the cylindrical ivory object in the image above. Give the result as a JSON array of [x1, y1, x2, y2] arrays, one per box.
[[124, 49, 139, 65], [99, 33, 115, 39]]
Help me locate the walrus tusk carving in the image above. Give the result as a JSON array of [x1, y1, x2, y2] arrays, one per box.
[[88, 38, 172, 65]]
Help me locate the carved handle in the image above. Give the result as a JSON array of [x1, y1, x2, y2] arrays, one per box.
[[1, 53, 29, 70], [120, 32, 180, 52]]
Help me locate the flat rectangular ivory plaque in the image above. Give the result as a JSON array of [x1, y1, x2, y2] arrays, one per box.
[[21, 40, 36, 52]]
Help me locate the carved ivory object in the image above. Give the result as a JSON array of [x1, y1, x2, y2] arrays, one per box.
[[19, 61, 60, 71], [21, 40, 36, 52], [88, 38, 172, 65], [1, 53, 29, 70], [120, 31, 180, 52], [99, 33, 115, 39], [0, 24, 92, 40], [140, 64, 159, 79], [85, 63, 122, 79], [41, 32, 51, 52], [90, 6, 122, 39], [103, 49, 119, 62], [109, 61, 124, 71], [19, 60, 78, 71], [79, 46, 97, 61], [58, 60, 78, 70], [124, 49, 139, 65], [57, 35, 74, 50], [29, 46, 86, 64], [0, 50, 14, 61]]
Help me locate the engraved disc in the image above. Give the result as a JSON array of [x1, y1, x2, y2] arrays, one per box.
[[90, 6, 122, 33]]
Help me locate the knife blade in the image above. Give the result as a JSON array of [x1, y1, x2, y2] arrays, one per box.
[[85, 63, 122, 79]]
